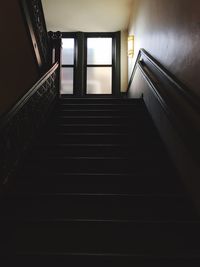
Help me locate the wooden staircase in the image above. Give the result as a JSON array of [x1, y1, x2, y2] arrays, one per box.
[[1, 97, 200, 266]]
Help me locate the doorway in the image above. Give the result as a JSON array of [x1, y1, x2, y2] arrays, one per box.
[[61, 32, 121, 97]]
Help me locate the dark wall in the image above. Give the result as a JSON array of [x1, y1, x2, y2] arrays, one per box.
[[128, 0, 200, 98], [128, 0, 200, 209], [0, 0, 39, 115]]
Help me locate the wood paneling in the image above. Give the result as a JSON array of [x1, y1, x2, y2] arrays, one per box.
[[128, 49, 200, 211]]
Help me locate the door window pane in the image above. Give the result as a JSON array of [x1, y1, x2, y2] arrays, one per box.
[[87, 38, 112, 65], [62, 38, 74, 65], [87, 67, 112, 94], [61, 68, 74, 94]]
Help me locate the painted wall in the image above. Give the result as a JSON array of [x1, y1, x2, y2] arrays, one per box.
[[121, 30, 128, 92], [128, 0, 200, 97], [0, 1, 39, 116]]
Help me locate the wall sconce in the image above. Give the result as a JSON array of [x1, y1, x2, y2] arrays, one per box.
[[128, 35, 134, 58]]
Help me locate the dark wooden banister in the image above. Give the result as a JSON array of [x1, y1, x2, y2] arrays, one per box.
[[0, 62, 59, 184], [0, 62, 59, 131]]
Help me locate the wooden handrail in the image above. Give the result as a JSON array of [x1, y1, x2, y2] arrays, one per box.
[[127, 49, 200, 113], [127, 49, 200, 162]]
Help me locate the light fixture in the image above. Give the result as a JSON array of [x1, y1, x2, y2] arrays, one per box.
[[128, 35, 134, 58]]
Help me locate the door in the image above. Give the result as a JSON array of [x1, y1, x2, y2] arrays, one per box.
[[61, 32, 120, 97]]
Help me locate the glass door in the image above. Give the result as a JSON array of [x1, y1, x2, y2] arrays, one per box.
[[61, 38, 75, 94], [60, 32, 120, 97], [86, 37, 113, 95]]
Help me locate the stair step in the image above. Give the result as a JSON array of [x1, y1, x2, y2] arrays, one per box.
[[54, 109, 147, 116], [46, 123, 158, 135], [37, 133, 161, 147], [58, 103, 144, 110], [4, 194, 197, 221], [59, 97, 143, 104], [30, 144, 170, 159], [16, 173, 184, 194], [15, 220, 200, 254], [40, 133, 130, 145], [22, 156, 175, 174], [55, 115, 150, 125], [8, 254, 200, 266]]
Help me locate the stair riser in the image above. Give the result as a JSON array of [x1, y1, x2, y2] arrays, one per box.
[[41, 135, 130, 145], [8, 256, 200, 267], [23, 158, 172, 173], [54, 109, 147, 116], [55, 117, 152, 125], [38, 135, 160, 146], [29, 145, 167, 158], [16, 180, 185, 195], [59, 98, 142, 104]]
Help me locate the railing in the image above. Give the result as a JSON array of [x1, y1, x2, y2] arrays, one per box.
[[0, 62, 59, 185], [127, 49, 200, 163]]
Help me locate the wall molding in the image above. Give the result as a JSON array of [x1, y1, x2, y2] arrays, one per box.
[[0, 63, 59, 186]]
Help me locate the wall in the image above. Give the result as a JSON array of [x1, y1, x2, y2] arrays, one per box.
[[121, 30, 128, 92], [128, 0, 200, 97], [127, 0, 200, 208], [0, 0, 39, 116]]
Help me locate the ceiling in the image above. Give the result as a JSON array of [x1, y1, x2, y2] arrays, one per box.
[[42, 0, 135, 32]]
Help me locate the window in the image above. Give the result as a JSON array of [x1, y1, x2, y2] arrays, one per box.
[[61, 38, 75, 94], [86, 38, 112, 94], [61, 32, 120, 96]]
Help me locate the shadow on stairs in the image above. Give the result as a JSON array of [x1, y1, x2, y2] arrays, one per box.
[[1, 97, 200, 266]]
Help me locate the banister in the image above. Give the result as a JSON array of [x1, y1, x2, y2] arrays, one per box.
[[0, 62, 59, 184], [0, 62, 59, 131]]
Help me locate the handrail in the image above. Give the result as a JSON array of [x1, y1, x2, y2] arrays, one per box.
[[0, 62, 59, 131], [127, 49, 200, 162], [140, 49, 200, 112], [137, 61, 170, 117], [127, 49, 200, 113]]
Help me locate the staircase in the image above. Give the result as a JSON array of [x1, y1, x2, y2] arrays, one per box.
[[2, 97, 200, 265]]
